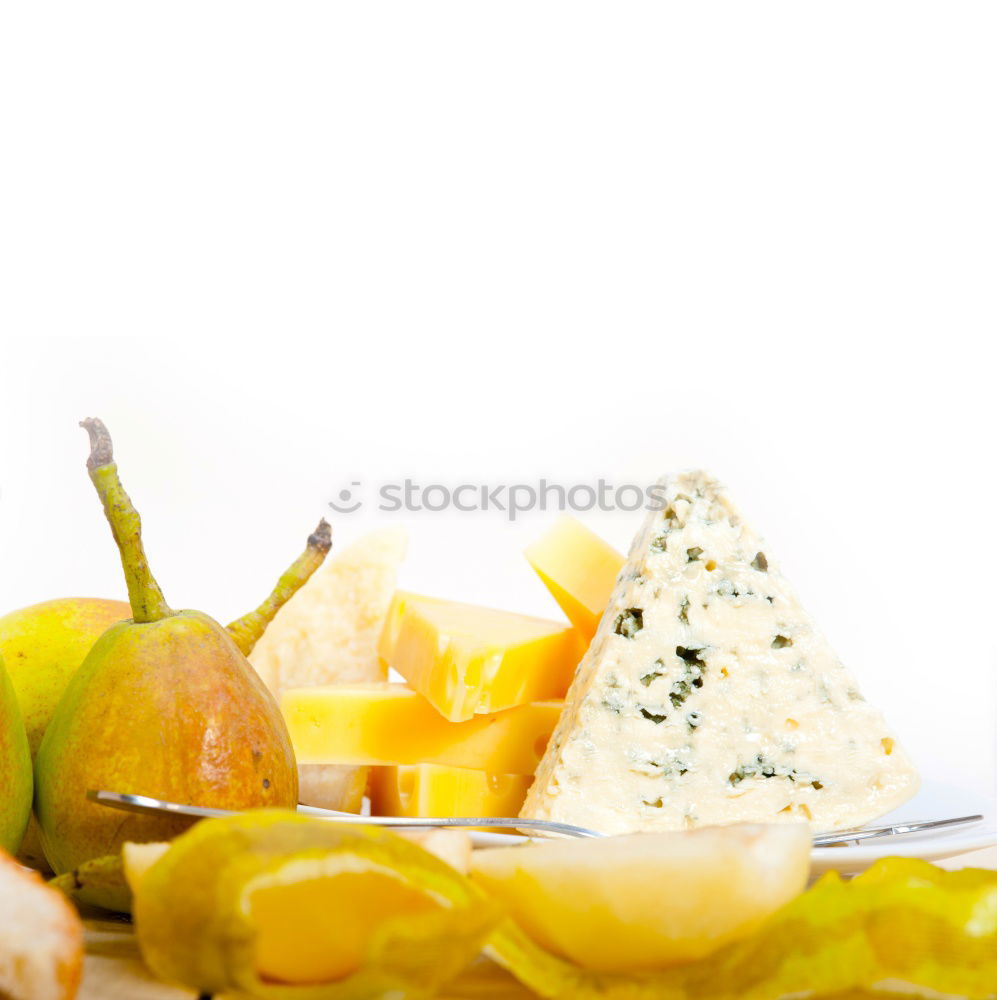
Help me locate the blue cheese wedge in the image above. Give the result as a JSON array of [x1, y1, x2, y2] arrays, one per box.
[[521, 471, 919, 835]]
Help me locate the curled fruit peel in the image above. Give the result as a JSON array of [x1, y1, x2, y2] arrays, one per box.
[[133, 810, 499, 999], [486, 858, 997, 999]]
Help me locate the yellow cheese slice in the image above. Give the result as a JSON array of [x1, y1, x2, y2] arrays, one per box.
[[371, 764, 533, 820], [283, 683, 562, 774], [525, 516, 624, 640], [378, 592, 584, 722]]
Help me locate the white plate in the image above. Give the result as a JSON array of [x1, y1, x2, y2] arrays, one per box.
[[469, 783, 997, 877], [811, 783, 997, 875]]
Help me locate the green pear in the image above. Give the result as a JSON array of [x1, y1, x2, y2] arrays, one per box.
[[0, 597, 130, 869], [34, 418, 332, 910], [0, 653, 32, 854], [48, 852, 129, 908], [0, 598, 131, 756]]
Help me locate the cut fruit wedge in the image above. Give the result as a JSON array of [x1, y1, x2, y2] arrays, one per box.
[[131, 810, 498, 999], [471, 823, 811, 973], [122, 841, 170, 891], [123, 829, 474, 887], [483, 857, 997, 999]]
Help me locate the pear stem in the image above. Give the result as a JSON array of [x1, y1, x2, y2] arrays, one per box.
[[80, 418, 174, 624], [227, 519, 332, 656]]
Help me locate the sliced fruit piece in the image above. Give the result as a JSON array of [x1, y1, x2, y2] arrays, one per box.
[[124, 831, 473, 884], [48, 853, 129, 909], [486, 857, 997, 999], [122, 840, 170, 892], [471, 823, 810, 974], [371, 764, 532, 822], [249, 528, 408, 813], [395, 829, 473, 876], [379, 591, 584, 722], [525, 516, 624, 640], [132, 809, 497, 998], [0, 847, 83, 1000], [282, 682, 562, 774], [251, 868, 441, 984]]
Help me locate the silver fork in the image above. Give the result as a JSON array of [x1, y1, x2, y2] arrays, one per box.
[[88, 790, 982, 845], [87, 790, 600, 838]]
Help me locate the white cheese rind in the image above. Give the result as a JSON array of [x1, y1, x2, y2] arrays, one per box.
[[521, 471, 919, 835]]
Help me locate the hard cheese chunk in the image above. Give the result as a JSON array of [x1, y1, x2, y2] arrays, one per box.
[[525, 516, 625, 641], [379, 592, 584, 722], [370, 764, 532, 819], [283, 683, 561, 774], [249, 528, 408, 813], [521, 471, 919, 835]]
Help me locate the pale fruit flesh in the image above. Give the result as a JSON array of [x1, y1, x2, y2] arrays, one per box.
[[470, 823, 811, 973], [131, 840, 460, 986], [249, 869, 440, 985], [122, 842, 170, 892], [131, 811, 496, 998]]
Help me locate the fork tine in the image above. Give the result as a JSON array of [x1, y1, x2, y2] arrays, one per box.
[[811, 814, 983, 847]]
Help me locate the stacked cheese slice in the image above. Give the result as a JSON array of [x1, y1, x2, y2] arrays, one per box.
[[282, 587, 597, 821]]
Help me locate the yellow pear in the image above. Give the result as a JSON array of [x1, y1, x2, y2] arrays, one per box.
[[0, 598, 130, 868], [0, 655, 32, 855], [0, 598, 131, 757]]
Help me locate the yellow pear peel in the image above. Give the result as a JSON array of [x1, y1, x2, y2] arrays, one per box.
[[485, 858, 997, 999], [132, 811, 498, 999]]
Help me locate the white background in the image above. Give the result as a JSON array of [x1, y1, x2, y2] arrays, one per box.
[[1, 4, 995, 802]]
